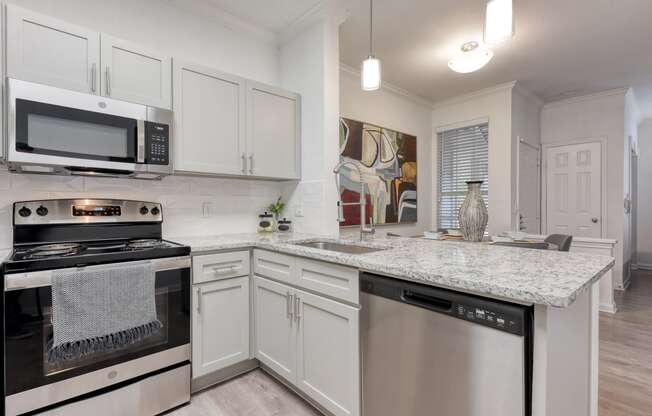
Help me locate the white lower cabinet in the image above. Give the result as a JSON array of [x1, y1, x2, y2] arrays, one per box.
[[192, 276, 250, 379], [253, 275, 360, 416], [253, 276, 297, 381]]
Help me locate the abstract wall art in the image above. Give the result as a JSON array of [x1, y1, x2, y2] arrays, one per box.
[[338, 117, 417, 226]]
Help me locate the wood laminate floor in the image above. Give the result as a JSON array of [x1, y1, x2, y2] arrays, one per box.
[[172, 272, 652, 416], [168, 369, 321, 416], [599, 270, 652, 416]]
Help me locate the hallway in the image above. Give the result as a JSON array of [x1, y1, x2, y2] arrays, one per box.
[[599, 270, 652, 415]]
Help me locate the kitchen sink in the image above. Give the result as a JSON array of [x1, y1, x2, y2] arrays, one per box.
[[293, 241, 386, 255]]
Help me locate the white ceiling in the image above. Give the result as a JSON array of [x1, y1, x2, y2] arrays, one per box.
[[200, 0, 323, 32], [340, 0, 652, 109]]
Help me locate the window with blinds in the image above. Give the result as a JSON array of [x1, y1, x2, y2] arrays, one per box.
[[437, 123, 489, 230]]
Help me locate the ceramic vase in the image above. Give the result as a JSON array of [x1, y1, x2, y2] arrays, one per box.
[[458, 181, 488, 242]]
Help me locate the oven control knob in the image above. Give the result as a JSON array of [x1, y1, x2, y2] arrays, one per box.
[[150, 207, 160, 216], [18, 206, 32, 217], [36, 205, 49, 216], [140, 206, 149, 215]]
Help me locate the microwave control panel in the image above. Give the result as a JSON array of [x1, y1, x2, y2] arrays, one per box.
[[145, 122, 170, 165]]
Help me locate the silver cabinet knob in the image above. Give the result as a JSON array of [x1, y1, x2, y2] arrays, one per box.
[[591, 218, 599, 223]]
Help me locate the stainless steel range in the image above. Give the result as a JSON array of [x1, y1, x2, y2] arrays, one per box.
[[1, 199, 191, 416]]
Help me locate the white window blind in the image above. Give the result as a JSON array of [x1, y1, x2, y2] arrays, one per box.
[[437, 123, 489, 230]]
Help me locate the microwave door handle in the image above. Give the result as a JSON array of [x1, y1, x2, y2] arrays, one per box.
[[137, 120, 146, 163]]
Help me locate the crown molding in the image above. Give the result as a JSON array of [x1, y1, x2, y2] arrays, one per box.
[[542, 87, 629, 110], [161, 0, 279, 46], [432, 81, 518, 109], [340, 63, 435, 109], [279, 1, 350, 45], [513, 82, 544, 108]]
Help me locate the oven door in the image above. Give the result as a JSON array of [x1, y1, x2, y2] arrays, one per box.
[[6, 78, 170, 177], [3, 257, 191, 416]]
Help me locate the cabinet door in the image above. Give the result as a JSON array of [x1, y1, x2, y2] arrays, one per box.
[[192, 277, 250, 379], [100, 34, 171, 109], [295, 289, 360, 416], [246, 81, 300, 179], [173, 61, 247, 175], [253, 276, 296, 383], [6, 5, 100, 94]]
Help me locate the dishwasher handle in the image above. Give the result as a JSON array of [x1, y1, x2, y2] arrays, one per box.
[[401, 289, 453, 312]]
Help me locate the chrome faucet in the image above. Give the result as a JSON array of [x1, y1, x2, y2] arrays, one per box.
[[333, 160, 376, 240]]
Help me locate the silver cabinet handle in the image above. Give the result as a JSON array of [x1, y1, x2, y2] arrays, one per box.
[[241, 153, 247, 174], [196, 287, 202, 313], [91, 63, 97, 93], [213, 265, 237, 275], [295, 296, 301, 321], [286, 291, 293, 319], [249, 154, 254, 174], [105, 66, 111, 96]]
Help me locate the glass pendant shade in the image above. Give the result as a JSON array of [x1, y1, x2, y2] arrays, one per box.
[[484, 0, 514, 44], [361, 56, 382, 91]]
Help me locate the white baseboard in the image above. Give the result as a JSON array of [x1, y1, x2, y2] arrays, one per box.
[[633, 262, 652, 271], [600, 303, 617, 314]]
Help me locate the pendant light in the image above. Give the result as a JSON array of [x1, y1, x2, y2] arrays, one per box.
[[448, 41, 494, 74], [361, 0, 381, 91], [484, 0, 514, 44]]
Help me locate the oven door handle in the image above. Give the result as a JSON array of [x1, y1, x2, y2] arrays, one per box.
[[4, 256, 191, 291]]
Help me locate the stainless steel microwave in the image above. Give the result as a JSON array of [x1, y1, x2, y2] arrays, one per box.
[[4, 78, 173, 179]]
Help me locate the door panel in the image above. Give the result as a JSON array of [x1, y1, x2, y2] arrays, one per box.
[[6, 5, 100, 94], [253, 276, 296, 383], [173, 62, 246, 175], [101, 35, 171, 109], [546, 142, 601, 238], [192, 277, 249, 378], [296, 289, 360, 416], [246, 81, 300, 179]]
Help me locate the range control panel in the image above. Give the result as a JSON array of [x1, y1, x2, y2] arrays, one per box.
[[73, 205, 122, 217], [145, 121, 169, 165], [14, 199, 163, 225]]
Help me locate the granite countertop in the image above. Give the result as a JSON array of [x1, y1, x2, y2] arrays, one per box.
[[173, 232, 615, 308]]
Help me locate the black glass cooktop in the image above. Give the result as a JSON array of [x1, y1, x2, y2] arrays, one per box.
[[3, 239, 190, 274]]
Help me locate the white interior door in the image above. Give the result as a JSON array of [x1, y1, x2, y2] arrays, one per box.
[[517, 139, 541, 233], [6, 4, 100, 94], [545, 142, 602, 238]]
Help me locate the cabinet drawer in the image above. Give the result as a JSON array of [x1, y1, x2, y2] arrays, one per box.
[[296, 258, 359, 304], [253, 250, 296, 284], [193, 251, 250, 284]]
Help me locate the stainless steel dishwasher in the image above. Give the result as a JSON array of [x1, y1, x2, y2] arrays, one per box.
[[360, 272, 533, 416]]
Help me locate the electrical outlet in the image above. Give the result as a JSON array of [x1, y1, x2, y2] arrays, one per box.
[[202, 202, 212, 218], [294, 204, 304, 217]]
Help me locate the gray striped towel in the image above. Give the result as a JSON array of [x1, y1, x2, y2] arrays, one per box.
[[48, 261, 162, 362]]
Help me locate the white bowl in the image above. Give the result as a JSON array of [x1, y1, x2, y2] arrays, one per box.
[[447, 229, 463, 237], [424, 231, 443, 240]]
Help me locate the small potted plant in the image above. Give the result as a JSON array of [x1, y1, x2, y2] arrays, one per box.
[[268, 197, 285, 230]]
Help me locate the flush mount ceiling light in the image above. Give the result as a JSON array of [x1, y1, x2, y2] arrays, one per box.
[[484, 0, 514, 44], [361, 0, 381, 91], [448, 41, 494, 73]]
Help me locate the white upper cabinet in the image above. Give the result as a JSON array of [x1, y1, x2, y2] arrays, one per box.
[[5, 5, 171, 108], [246, 81, 301, 180], [173, 61, 246, 175], [6, 5, 100, 94], [100, 34, 171, 109]]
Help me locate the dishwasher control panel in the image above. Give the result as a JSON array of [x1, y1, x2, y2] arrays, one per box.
[[361, 272, 531, 336]]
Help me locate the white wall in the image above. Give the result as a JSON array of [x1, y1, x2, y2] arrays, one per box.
[[0, 0, 288, 249], [5, 0, 280, 84], [637, 120, 652, 268], [339, 66, 433, 236], [431, 83, 516, 235], [279, 5, 345, 236], [541, 89, 627, 289]]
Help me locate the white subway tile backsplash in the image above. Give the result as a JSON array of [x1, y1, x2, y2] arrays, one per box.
[[0, 167, 284, 250]]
